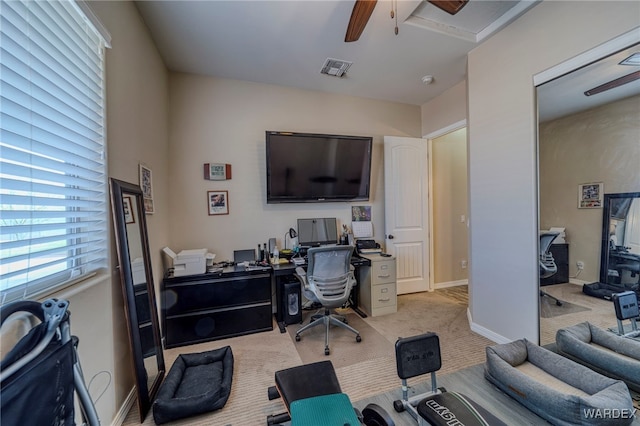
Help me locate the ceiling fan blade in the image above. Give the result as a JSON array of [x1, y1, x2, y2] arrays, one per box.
[[345, 0, 377, 43], [429, 0, 468, 15], [584, 71, 640, 96]]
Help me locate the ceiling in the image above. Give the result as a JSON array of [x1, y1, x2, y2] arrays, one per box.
[[134, 1, 639, 119], [537, 43, 640, 122], [134, 0, 538, 106]]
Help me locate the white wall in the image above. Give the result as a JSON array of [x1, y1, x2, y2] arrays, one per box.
[[421, 81, 467, 137], [466, 1, 640, 342], [167, 74, 421, 260], [86, 1, 170, 422]]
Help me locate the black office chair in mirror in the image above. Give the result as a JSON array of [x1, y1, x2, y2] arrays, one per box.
[[109, 178, 165, 422]]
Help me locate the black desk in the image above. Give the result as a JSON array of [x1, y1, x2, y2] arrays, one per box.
[[271, 256, 371, 333]]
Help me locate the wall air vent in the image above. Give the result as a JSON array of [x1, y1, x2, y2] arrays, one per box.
[[320, 58, 352, 77]]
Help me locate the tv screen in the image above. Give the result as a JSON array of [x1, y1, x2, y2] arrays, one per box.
[[266, 131, 372, 203], [297, 218, 338, 247]]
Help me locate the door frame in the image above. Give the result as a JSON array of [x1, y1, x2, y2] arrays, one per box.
[[424, 119, 468, 292]]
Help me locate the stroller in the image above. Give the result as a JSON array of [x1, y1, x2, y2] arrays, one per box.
[[1, 298, 100, 426]]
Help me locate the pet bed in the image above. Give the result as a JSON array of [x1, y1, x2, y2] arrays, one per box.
[[583, 282, 639, 301], [556, 322, 640, 392], [152, 346, 233, 424], [485, 338, 634, 426]]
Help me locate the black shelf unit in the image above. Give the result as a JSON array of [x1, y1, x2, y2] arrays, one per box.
[[161, 269, 273, 348]]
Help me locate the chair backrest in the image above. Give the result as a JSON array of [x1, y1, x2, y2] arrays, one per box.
[[306, 246, 355, 308], [540, 231, 559, 278]]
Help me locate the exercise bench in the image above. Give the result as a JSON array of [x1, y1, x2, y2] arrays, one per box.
[[267, 360, 394, 426], [393, 332, 506, 426]]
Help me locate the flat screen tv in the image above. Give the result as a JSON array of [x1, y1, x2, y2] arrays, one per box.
[[266, 131, 372, 203]]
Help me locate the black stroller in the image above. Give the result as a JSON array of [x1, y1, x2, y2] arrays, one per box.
[[1, 298, 100, 425]]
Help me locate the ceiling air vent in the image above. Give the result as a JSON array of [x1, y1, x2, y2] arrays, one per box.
[[320, 58, 352, 77]]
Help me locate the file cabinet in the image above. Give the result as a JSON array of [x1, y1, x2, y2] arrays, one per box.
[[358, 254, 397, 317]]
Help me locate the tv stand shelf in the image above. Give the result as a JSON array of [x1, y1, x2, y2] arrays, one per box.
[[161, 268, 273, 348]]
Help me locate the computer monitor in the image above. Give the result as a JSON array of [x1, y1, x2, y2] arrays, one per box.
[[297, 218, 338, 247]]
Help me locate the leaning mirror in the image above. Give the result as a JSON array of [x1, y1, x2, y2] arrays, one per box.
[[599, 192, 640, 289], [110, 178, 165, 421]]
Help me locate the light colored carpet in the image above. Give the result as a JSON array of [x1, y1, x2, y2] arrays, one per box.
[[287, 311, 393, 368], [120, 287, 492, 425], [540, 298, 591, 318]]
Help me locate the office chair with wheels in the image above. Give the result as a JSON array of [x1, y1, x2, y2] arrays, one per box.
[[294, 246, 361, 355], [540, 231, 563, 306]]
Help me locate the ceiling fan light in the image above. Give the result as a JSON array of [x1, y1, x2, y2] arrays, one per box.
[[619, 52, 640, 66]]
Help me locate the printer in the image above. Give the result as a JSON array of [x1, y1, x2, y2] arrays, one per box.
[[162, 247, 208, 277]]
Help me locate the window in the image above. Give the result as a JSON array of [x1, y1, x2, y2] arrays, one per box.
[[1, 0, 110, 303]]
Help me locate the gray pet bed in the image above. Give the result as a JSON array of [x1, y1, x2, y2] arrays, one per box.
[[485, 339, 634, 426], [556, 322, 640, 392], [153, 346, 233, 424]]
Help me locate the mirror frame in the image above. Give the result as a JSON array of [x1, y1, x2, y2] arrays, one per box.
[[599, 191, 640, 284], [109, 178, 165, 421]]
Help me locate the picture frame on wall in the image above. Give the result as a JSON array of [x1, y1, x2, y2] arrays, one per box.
[[123, 196, 135, 224], [208, 190, 229, 215], [139, 163, 154, 214], [578, 182, 603, 208]]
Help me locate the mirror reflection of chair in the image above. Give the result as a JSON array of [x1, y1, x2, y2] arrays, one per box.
[[294, 246, 361, 355], [540, 231, 563, 306]]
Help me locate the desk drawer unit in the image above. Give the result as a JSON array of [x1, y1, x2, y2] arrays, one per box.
[[162, 272, 272, 348], [359, 255, 397, 317]]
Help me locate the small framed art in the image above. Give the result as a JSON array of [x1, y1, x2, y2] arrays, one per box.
[[139, 163, 154, 214], [208, 190, 229, 215], [578, 182, 603, 208], [123, 196, 135, 224]]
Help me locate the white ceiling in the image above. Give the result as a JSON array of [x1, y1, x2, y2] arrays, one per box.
[[134, 0, 537, 106], [134, 1, 639, 118]]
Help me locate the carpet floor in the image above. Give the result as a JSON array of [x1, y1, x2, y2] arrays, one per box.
[[121, 284, 621, 425]]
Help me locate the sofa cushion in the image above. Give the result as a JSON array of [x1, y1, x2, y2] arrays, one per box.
[[485, 338, 634, 426], [556, 322, 640, 392]]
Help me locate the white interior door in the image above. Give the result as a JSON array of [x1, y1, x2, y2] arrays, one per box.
[[384, 136, 429, 294]]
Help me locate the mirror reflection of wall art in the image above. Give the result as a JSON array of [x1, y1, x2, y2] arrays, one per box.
[[139, 163, 154, 214], [578, 182, 603, 208], [208, 190, 229, 215], [123, 196, 135, 224]]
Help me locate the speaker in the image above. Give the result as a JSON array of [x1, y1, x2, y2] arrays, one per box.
[[282, 280, 302, 325]]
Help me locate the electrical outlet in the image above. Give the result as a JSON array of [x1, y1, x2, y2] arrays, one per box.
[[576, 261, 584, 270], [461, 260, 467, 269]]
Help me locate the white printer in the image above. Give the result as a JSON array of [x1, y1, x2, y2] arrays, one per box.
[[162, 247, 208, 277]]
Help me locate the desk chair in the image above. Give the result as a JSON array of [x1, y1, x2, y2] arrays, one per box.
[[294, 246, 361, 355], [540, 231, 563, 306]]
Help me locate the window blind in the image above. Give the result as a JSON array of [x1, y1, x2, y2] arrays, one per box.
[[0, 0, 108, 303]]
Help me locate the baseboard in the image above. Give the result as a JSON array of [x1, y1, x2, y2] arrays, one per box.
[[569, 278, 588, 286], [434, 279, 468, 289], [467, 308, 512, 344], [110, 387, 136, 426]]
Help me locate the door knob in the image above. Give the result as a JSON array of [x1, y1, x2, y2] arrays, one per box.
[[388, 234, 395, 239]]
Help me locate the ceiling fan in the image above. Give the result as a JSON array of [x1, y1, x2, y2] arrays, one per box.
[[345, 0, 469, 42]]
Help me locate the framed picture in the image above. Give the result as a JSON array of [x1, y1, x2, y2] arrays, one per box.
[[208, 190, 229, 215], [123, 196, 135, 224], [578, 182, 603, 208], [139, 164, 154, 214]]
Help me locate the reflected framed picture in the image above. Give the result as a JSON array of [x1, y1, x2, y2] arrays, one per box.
[[578, 182, 603, 208], [207, 190, 229, 215], [123, 196, 135, 224]]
